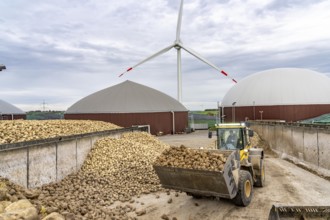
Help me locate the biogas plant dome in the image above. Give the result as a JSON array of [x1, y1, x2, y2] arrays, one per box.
[[66, 80, 187, 113], [222, 68, 330, 107]]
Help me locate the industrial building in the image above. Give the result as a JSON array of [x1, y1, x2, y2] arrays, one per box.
[[65, 80, 188, 135], [0, 99, 26, 120], [221, 68, 330, 122]]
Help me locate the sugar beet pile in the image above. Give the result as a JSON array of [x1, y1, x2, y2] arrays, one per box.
[[35, 132, 169, 219], [0, 120, 121, 144], [1, 128, 170, 219]]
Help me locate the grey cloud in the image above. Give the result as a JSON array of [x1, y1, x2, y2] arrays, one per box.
[[1, 0, 329, 111], [266, 0, 316, 11]]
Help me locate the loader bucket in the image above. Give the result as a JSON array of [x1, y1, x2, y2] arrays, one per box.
[[268, 205, 330, 220], [153, 150, 240, 199]]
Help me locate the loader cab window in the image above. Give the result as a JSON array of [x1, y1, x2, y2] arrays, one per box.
[[217, 128, 244, 150]]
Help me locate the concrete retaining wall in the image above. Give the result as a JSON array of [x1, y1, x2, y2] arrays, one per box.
[[0, 127, 146, 188], [251, 122, 330, 171]]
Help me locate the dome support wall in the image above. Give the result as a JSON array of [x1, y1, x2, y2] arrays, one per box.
[[0, 114, 26, 120], [65, 111, 188, 135], [223, 104, 330, 123]]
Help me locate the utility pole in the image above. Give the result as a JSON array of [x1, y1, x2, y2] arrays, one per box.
[[1, 64, 6, 120], [42, 100, 47, 112]]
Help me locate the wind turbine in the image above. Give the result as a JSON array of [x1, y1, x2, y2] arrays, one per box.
[[119, 0, 237, 102]]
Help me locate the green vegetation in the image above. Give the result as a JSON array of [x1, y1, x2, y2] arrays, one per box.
[[26, 111, 64, 120], [193, 119, 217, 128], [300, 113, 330, 125], [190, 110, 218, 116], [189, 110, 219, 128]]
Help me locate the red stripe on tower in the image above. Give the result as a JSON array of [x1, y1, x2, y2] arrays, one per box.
[[221, 70, 228, 76]]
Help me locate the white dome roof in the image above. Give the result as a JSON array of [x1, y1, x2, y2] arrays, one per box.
[[0, 99, 25, 114], [222, 68, 330, 107], [66, 80, 187, 113]]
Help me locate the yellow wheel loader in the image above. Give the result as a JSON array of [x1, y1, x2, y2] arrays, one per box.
[[153, 123, 265, 206], [153, 123, 330, 217], [210, 123, 266, 188]]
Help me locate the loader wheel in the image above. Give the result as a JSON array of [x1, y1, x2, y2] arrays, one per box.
[[233, 170, 253, 206], [255, 160, 265, 187]]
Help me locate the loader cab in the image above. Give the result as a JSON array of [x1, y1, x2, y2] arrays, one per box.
[[217, 128, 246, 150], [211, 123, 251, 151]]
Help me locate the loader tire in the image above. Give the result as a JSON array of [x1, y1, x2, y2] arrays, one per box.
[[233, 170, 253, 206], [255, 159, 265, 187]]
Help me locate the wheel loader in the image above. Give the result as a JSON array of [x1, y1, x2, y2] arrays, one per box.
[[153, 122, 265, 206]]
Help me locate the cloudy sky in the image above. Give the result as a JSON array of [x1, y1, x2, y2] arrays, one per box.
[[1, 0, 330, 111]]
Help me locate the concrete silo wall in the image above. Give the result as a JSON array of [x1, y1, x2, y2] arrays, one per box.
[[251, 122, 330, 172], [0, 127, 146, 188]]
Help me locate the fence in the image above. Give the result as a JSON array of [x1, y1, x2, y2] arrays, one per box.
[[251, 122, 330, 171], [190, 123, 209, 130], [0, 126, 148, 188]]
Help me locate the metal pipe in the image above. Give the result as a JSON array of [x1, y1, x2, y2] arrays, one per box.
[[232, 102, 236, 122], [27, 146, 30, 188], [253, 101, 255, 120], [217, 101, 220, 124], [171, 111, 175, 134]]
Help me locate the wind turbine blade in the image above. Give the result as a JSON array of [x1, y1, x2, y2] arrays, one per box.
[[119, 44, 175, 77], [176, 0, 184, 42], [180, 44, 237, 83]]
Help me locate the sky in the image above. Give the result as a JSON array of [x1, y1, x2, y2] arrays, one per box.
[[1, 0, 330, 111]]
